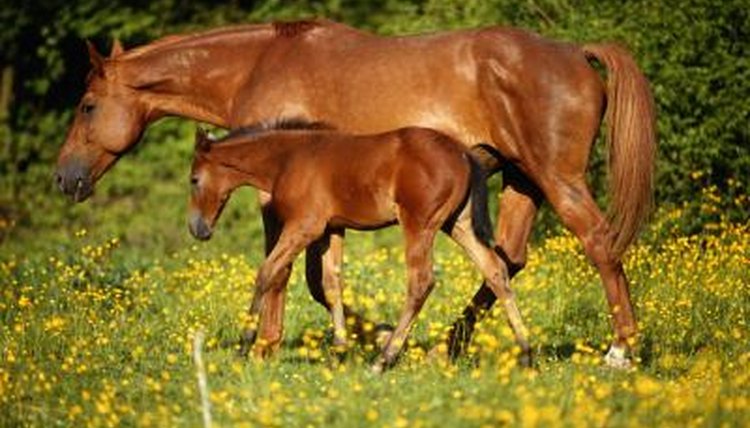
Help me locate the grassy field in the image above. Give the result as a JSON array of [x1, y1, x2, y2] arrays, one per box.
[[1, 197, 749, 427]]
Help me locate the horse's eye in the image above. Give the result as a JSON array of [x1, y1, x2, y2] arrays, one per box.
[[81, 103, 95, 114], [190, 176, 199, 186]]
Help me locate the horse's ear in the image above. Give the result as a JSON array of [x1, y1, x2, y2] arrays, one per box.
[[86, 40, 105, 75], [110, 39, 124, 57], [195, 128, 211, 152]]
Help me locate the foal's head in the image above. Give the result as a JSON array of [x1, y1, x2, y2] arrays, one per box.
[[188, 129, 231, 241]]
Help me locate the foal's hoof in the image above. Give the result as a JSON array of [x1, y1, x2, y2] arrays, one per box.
[[373, 324, 394, 350], [426, 343, 450, 364], [370, 358, 390, 375], [331, 339, 349, 362], [251, 341, 281, 360], [604, 345, 633, 370]]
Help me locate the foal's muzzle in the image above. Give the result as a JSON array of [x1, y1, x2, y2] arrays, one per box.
[[189, 213, 213, 241]]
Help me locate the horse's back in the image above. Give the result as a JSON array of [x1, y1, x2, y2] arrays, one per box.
[[244, 23, 602, 152]]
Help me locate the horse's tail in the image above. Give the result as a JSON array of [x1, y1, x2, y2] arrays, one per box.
[[467, 154, 494, 248], [583, 43, 657, 258]]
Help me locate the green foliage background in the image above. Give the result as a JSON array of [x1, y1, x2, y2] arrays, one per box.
[[0, 0, 748, 255]]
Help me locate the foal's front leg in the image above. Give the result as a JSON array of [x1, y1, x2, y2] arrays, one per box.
[[259, 192, 347, 353], [245, 194, 294, 356], [240, 223, 319, 358]]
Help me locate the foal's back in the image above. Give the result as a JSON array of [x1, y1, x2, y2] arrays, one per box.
[[271, 127, 472, 230]]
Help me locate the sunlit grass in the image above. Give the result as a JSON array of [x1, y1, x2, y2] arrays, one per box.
[[1, 206, 748, 427]]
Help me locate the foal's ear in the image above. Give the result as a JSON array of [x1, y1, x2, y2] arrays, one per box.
[[110, 39, 125, 57], [86, 40, 105, 76], [195, 128, 212, 152]]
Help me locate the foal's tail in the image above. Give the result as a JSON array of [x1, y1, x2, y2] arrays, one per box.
[[583, 43, 657, 258], [467, 154, 494, 248]]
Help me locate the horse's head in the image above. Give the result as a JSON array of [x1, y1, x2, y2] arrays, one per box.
[[55, 40, 150, 202], [188, 129, 231, 241]]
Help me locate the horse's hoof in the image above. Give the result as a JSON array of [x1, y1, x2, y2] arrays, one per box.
[[237, 341, 251, 359], [518, 350, 533, 369], [604, 345, 632, 369]]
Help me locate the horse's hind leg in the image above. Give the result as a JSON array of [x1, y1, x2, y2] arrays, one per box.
[[446, 203, 532, 366], [540, 177, 637, 368], [372, 226, 437, 373], [305, 230, 348, 349]]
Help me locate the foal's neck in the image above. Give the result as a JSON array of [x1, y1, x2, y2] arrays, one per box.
[[210, 131, 317, 193]]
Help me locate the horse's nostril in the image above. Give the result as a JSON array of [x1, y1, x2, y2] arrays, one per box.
[[54, 172, 64, 191]]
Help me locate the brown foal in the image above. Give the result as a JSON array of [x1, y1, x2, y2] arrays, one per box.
[[57, 20, 656, 367], [187, 122, 530, 371]]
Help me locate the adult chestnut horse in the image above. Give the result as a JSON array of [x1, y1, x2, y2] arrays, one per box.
[[55, 19, 656, 367]]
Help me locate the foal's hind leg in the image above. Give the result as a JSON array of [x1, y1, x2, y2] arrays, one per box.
[[447, 204, 532, 366], [372, 226, 437, 373], [444, 172, 542, 359], [540, 177, 637, 368]]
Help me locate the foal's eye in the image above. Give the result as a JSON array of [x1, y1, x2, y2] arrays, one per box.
[[190, 176, 199, 187], [80, 103, 96, 115]]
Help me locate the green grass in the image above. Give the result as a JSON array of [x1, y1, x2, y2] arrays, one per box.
[[1, 122, 748, 427], [1, 215, 748, 427]]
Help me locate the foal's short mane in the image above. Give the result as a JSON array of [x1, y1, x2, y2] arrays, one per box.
[[216, 118, 334, 144]]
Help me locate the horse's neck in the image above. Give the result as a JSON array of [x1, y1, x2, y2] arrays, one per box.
[[213, 133, 311, 192], [118, 26, 276, 126], [118, 20, 364, 127]]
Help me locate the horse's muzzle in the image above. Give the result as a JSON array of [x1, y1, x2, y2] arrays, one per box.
[[189, 213, 213, 241], [54, 162, 93, 203]]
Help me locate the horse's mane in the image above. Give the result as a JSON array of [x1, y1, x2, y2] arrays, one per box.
[[273, 20, 323, 37], [215, 118, 335, 144], [121, 25, 262, 58], [122, 20, 327, 59]]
